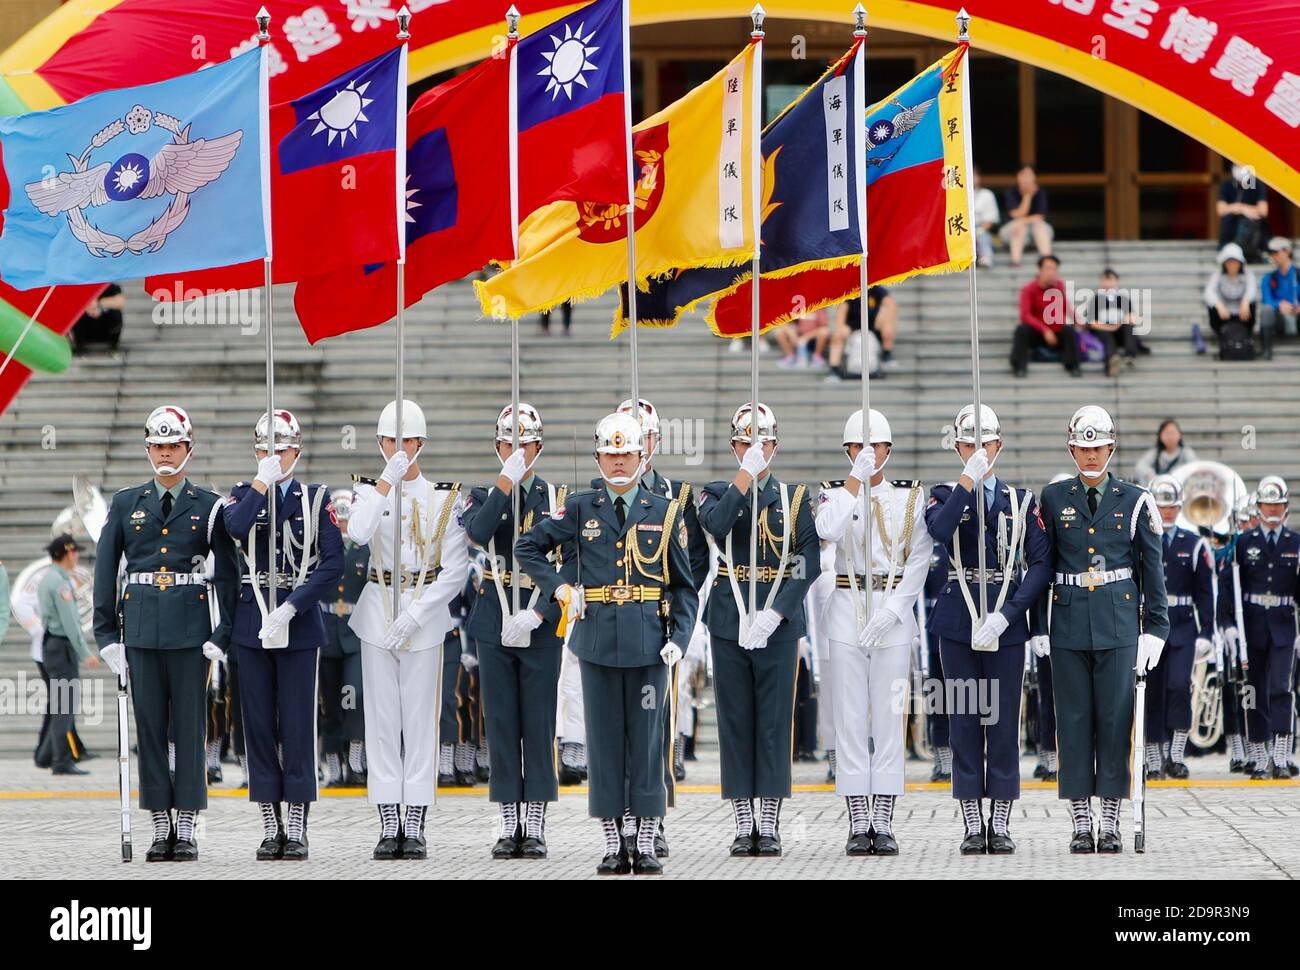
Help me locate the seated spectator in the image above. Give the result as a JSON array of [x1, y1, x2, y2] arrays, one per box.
[[1204, 242, 1257, 340], [1085, 267, 1138, 377], [998, 163, 1053, 267], [972, 168, 999, 268], [1216, 164, 1268, 259], [1133, 419, 1198, 487], [825, 285, 897, 381], [1010, 254, 1080, 378], [775, 308, 828, 369], [70, 284, 126, 355], [1258, 236, 1298, 360]]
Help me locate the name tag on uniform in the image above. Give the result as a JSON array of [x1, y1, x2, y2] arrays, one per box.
[[638, 524, 663, 532], [1060, 507, 1077, 523]]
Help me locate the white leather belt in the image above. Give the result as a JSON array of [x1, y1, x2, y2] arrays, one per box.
[[1054, 567, 1132, 587], [1246, 593, 1294, 608], [1168, 595, 1194, 607], [127, 571, 202, 588]]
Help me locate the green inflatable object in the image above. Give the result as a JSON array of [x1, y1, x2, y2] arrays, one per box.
[[0, 298, 72, 373]]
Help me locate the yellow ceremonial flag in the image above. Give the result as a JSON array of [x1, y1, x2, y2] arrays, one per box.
[[477, 41, 760, 321]]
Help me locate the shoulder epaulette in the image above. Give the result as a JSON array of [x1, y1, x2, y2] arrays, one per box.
[[820, 480, 845, 490], [431, 481, 461, 491], [351, 474, 378, 487], [892, 479, 922, 489]]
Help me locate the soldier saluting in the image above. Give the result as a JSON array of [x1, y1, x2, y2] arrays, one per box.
[[1036, 406, 1168, 853], [93, 406, 239, 862]]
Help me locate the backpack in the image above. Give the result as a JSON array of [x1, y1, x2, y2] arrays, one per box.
[[1218, 321, 1255, 361]]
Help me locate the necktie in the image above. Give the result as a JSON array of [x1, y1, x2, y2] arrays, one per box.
[[615, 496, 626, 528], [161, 492, 172, 518], [1087, 487, 1099, 516], [1269, 531, 1277, 549], [1163, 532, 1171, 556]]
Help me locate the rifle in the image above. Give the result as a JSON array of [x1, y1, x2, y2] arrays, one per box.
[[115, 607, 132, 862]]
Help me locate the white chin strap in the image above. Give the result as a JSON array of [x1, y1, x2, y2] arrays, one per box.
[[147, 443, 195, 478], [376, 438, 425, 464], [1069, 443, 1115, 481], [596, 452, 648, 487], [734, 439, 779, 468], [1261, 509, 1287, 526], [497, 440, 543, 476]]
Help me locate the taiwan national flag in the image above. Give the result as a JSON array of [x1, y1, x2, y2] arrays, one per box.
[[293, 50, 514, 343], [147, 46, 404, 296], [515, 0, 628, 216]]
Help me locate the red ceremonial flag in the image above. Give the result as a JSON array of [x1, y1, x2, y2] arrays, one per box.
[[146, 46, 405, 296], [293, 49, 514, 343]]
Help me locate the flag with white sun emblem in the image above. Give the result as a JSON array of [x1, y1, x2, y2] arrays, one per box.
[[147, 45, 405, 294], [0, 47, 269, 289]]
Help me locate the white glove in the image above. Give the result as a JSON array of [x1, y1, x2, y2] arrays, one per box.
[[201, 641, 227, 663], [254, 454, 284, 489], [379, 450, 411, 488], [859, 607, 897, 649], [501, 609, 543, 646], [1194, 637, 1214, 664], [461, 652, 479, 671], [100, 643, 127, 678], [739, 445, 769, 480], [1136, 633, 1166, 675], [1223, 626, 1242, 663], [660, 641, 683, 666], [740, 608, 782, 650], [1029, 635, 1051, 658], [686, 624, 709, 663], [848, 448, 876, 485], [383, 612, 420, 651], [971, 611, 1009, 649], [555, 584, 586, 621], [499, 448, 528, 487], [258, 602, 297, 642], [961, 450, 990, 485]]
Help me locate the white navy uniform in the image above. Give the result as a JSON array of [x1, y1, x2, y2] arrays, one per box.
[[816, 478, 930, 797], [347, 475, 469, 807]]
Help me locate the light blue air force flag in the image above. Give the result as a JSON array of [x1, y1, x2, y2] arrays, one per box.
[[0, 48, 270, 289]]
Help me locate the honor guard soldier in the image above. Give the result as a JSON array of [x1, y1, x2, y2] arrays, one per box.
[[1146, 476, 1215, 779], [224, 410, 343, 860], [816, 409, 929, 856], [36, 534, 98, 775], [463, 403, 569, 859], [922, 541, 951, 783], [346, 400, 470, 859], [1032, 472, 1075, 784], [318, 488, 368, 787], [698, 403, 820, 858], [439, 586, 479, 788], [1037, 406, 1169, 853], [1219, 475, 1300, 778], [925, 405, 1051, 855], [94, 405, 239, 862], [515, 412, 698, 875]]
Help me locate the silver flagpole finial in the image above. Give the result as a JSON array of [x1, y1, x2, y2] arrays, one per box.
[[751, 4, 766, 36], [506, 5, 521, 37], [256, 6, 271, 41], [853, 4, 867, 34], [956, 7, 971, 42], [397, 5, 411, 39]]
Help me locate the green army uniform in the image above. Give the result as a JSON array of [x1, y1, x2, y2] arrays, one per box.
[[93, 479, 240, 812], [37, 563, 91, 771]]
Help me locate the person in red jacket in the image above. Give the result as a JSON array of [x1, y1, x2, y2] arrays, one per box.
[[1010, 255, 1081, 379]]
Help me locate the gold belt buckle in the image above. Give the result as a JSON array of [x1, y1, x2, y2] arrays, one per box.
[[609, 584, 634, 604], [1086, 569, 1098, 592], [155, 572, 174, 591]]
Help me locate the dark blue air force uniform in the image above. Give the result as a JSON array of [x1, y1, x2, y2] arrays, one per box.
[[1146, 527, 1214, 744]]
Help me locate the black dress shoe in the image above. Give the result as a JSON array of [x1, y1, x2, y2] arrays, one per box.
[[519, 835, 547, 859], [633, 853, 664, 875], [673, 760, 686, 782], [1165, 760, 1189, 780], [207, 765, 223, 784], [1032, 764, 1048, 780], [77, 750, 100, 761], [683, 735, 696, 761], [400, 830, 428, 860], [729, 825, 758, 857], [282, 837, 308, 861], [654, 824, 669, 859], [172, 838, 198, 861], [756, 827, 782, 857], [1250, 765, 1271, 780], [846, 831, 873, 856], [1229, 758, 1245, 773], [475, 764, 490, 783], [1043, 770, 1058, 782], [491, 823, 522, 859], [558, 764, 583, 786], [1273, 764, 1290, 780], [52, 763, 90, 775], [1288, 763, 1299, 778], [256, 830, 285, 860], [596, 840, 632, 875], [454, 768, 476, 787], [1069, 829, 1096, 854], [145, 827, 176, 863], [34, 757, 51, 770], [930, 764, 947, 782], [870, 829, 899, 856], [373, 836, 402, 860], [959, 827, 986, 856], [437, 772, 457, 788], [1146, 766, 1166, 781], [1096, 831, 1122, 853], [987, 831, 1016, 855], [1242, 760, 1256, 775]]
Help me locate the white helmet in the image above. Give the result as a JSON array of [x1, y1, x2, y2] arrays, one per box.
[[730, 402, 778, 444], [594, 412, 644, 455], [1149, 474, 1182, 508], [144, 405, 195, 477], [376, 399, 428, 441], [954, 404, 1001, 444], [617, 398, 661, 437], [1067, 405, 1116, 448], [1257, 475, 1289, 505], [495, 403, 544, 445], [842, 408, 892, 446], [255, 409, 303, 452], [330, 488, 355, 522]]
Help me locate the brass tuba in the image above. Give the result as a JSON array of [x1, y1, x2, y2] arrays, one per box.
[[1173, 461, 1248, 535]]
